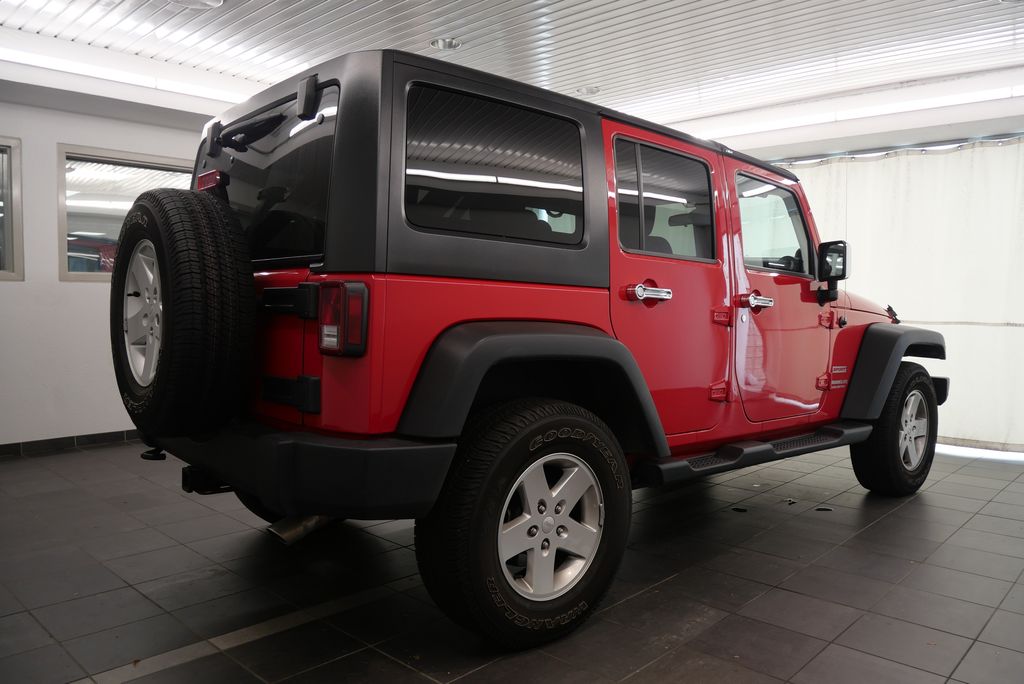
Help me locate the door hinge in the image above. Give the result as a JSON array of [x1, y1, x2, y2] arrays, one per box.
[[818, 310, 836, 328], [711, 306, 732, 326], [709, 381, 730, 402], [815, 373, 831, 391]]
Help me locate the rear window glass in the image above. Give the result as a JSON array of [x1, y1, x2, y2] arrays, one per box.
[[205, 85, 339, 261], [404, 85, 584, 245]]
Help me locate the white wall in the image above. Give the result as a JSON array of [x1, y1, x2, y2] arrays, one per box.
[[0, 99, 197, 444], [787, 140, 1024, 451]]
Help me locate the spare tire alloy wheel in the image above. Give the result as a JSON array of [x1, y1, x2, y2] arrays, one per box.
[[122, 239, 162, 387], [416, 400, 631, 649], [110, 189, 254, 439]]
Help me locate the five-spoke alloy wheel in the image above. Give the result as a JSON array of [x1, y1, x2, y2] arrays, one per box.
[[416, 399, 631, 649], [851, 362, 938, 496]]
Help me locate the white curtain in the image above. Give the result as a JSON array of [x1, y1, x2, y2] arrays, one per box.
[[784, 139, 1024, 451]]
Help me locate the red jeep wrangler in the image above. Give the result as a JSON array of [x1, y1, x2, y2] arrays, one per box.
[[110, 50, 948, 647]]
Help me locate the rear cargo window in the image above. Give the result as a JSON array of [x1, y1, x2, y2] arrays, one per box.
[[404, 85, 584, 245], [204, 85, 339, 262]]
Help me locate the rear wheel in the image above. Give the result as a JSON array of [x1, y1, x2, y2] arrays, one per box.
[[415, 399, 631, 648], [851, 362, 938, 496]]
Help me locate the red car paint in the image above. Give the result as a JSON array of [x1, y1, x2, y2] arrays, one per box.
[[249, 117, 891, 461]]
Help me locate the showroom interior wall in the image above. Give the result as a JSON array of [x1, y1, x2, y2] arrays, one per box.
[[787, 138, 1024, 451], [0, 98, 196, 445]]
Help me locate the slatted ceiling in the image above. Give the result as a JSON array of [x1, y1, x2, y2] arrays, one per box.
[[64, 160, 190, 198], [1, 0, 1022, 124]]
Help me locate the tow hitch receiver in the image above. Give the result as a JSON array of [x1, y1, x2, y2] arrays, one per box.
[[181, 465, 233, 495]]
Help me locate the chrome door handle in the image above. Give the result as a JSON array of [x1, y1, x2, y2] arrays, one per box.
[[740, 292, 774, 309], [627, 284, 673, 301]]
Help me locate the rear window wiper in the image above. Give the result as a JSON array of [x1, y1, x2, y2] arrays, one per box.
[[218, 113, 286, 152]]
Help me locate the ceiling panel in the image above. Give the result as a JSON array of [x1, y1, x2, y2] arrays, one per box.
[[1, 0, 1022, 124]]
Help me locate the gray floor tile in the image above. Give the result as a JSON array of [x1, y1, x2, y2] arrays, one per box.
[[0, 612, 53, 658], [63, 613, 198, 674], [701, 548, 805, 585], [738, 588, 862, 640], [283, 647, 431, 683], [900, 564, 1012, 607], [654, 565, 771, 611], [6, 561, 126, 609], [600, 587, 727, 647], [780, 564, 892, 609], [792, 643, 944, 684], [540, 616, 678, 681], [627, 645, 781, 683], [926, 543, 1024, 581], [872, 585, 995, 637], [104, 545, 210, 584], [906, 490, 987, 513], [171, 587, 294, 639], [835, 613, 972, 676], [125, 653, 261, 683], [813, 545, 919, 583], [979, 500, 1024, 521], [31, 586, 162, 641], [377, 617, 503, 683], [952, 641, 1024, 684], [327, 592, 442, 645], [226, 620, 361, 681], [157, 514, 251, 544], [135, 565, 254, 612], [0, 643, 85, 684], [0, 585, 22, 617], [977, 609, 1024, 651], [999, 582, 1024, 614], [689, 614, 826, 680], [964, 514, 1024, 539], [80, 527, 178, 561]]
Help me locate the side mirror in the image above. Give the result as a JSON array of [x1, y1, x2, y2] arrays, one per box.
[[816, 240, 848, 305], [817, 240, 849, 281]]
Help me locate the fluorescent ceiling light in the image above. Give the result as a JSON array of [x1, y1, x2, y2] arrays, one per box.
[[497, 176, 583, 193], [407, 168, 583, 192], [70, 230, 107, 236], [742, 184, 776, 198]]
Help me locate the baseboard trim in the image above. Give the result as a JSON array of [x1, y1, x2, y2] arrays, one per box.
[[0, 429, 139, 459]]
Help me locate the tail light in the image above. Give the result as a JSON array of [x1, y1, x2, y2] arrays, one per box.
[[196, 169, 225, 192], [318, 282, 368, 356]]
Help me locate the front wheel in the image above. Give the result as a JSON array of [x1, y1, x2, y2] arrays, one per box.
[[415, 399, 631, 648], [851, 362, 938, 496]]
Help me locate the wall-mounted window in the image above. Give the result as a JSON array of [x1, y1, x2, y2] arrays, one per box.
[[58, 145, 191, 281], [0, 136, 24, 281], [405, 84, 584, 246]]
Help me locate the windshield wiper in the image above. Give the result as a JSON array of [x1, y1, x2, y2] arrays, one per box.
[[218, 113, 286, 152]]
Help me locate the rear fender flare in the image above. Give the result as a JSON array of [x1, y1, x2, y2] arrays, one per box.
[[397, 321, 670, 460]]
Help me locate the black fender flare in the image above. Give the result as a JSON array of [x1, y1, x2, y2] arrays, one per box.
[[841, 323, 948, 421], [397, 321, 670, 460]]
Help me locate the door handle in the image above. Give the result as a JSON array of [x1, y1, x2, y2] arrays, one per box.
[[740, 292, 774, 309], [627, 284, 673, 302]]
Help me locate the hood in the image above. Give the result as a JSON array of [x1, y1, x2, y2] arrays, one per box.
[[836, 290, 892, 319]]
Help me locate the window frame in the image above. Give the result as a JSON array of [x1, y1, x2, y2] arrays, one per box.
[[612, 135, 718, 264], [0, 136, 25, 282], [734, 171, 816, 280], [402, 81, 587, 248], [58, 144, 192, 282]]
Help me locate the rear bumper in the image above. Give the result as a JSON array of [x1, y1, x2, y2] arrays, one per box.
[[161, 425, 456, 519]]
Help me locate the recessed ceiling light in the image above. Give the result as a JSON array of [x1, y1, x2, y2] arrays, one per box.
[[575, 85, 601, 96], [998, 0, 1024, 4], [167, 0, 224, 8], [429, 37, 462, 50]]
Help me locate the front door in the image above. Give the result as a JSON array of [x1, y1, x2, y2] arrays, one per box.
[[725, 161, 830, 422], [604, 120, 731, 436]]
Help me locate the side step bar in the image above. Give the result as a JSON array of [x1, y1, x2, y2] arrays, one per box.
[[636, 421, 873, 487]]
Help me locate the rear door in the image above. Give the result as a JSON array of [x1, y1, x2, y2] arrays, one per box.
[[604, 120, 731, 436], [198, 84, 340, 426], [724, 160, 830, 422]]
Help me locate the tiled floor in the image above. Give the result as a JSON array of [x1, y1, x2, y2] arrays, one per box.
[[2, 442, 1024, 683]]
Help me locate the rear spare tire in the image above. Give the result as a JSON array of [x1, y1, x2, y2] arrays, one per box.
[[110, 189, 254, 438]]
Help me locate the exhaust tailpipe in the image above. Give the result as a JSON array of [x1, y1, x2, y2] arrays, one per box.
[[267, 515, 331, 546]]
